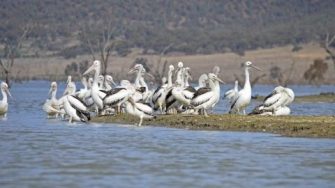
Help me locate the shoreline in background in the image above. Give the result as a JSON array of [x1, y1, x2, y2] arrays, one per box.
[[5, 43, 335, 85], [92, 114, 335, 138]]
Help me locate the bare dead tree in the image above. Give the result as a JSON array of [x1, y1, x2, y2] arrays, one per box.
[[269, 60, 296, 86], [323, 32, 335, 69], [80, 20, 126, 77], [152, 43, 174, 83], [303, 58, 328, 85], [0, 25, 31, 87]]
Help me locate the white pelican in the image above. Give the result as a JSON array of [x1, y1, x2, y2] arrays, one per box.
[[195, 74, 208, 90], [125, 97, 155, 126], [83, 60, 106, 114], [212, 66, 221, 76], [104, 75, 117, 90], [66, 76, 76, 93], [43, 82, 60, 118], [58, 95, 90, 123], [103, 81, 135, 113], [63, 81, 76, 96], [152, 65, 175, 113], [152, 77, 168, 112], [76, 77, 90, 99], [229, 61, 261, 115], [250, 86, 294, 116], [128, 64, 154, 103], [191, 73, 224, 116], [174, 61, 184, 86], [223, 80, 239, 105], [0, 82, 12, 117], [172, 67, 195, 107]]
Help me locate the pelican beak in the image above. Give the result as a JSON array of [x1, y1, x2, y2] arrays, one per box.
[[48, 88, 52, 97], [111, 80, 117, 87], [216, 77, 225, 84], [83, 64, 95, 75], [187, 71, 193, 81], [251, 65, 262, 71], [5, 88, 12, 98], [63, 88, 69, 96]]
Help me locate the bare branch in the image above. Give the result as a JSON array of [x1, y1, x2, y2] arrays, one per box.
[[81, 25, 96, 60], [16, 25, 31, 50], [323, 32, 335, 69]]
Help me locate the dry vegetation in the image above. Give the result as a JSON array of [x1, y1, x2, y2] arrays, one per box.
[[9, 43, 335, 84]]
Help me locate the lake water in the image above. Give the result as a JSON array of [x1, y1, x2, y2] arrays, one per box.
[[0, 81, 335, 187]]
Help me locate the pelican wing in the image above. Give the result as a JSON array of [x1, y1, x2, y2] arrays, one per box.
[[191, 91, 213, 106], [152, 87, 164, 103], [192, 87, 211, 99], [68, 95, 88, 111], [103, 88, 129, 105], [101, 88, 125, 95], [263, 90, 279, 102], [263, 93, 281, 107], [183, 87, 195, 99], [97, 90, 107, 99], [185, 86, 196, 93], [135, 102, 153, 115]]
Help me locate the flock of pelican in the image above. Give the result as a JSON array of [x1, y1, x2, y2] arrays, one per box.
[[0, 60, 295, 125]]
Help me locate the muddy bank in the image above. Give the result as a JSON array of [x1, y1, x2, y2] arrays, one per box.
[[92, 114, 335, 138], [253, 93, 335, 103]]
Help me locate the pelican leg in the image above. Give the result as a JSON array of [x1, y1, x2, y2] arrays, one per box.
[[138, 115, 143, 126], [117, 104, 121, 114], [159, 105, 163, 114], [204, 109, 209, 117], [243, 110, 246, 115], [69, 116, 73, 123]]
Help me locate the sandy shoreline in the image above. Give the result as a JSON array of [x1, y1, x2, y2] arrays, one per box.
[[92, 114, 335, 138]]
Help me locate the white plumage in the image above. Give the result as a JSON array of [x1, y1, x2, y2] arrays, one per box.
[[0, 82, 11, 117], [230, 61, 261, 115], [250, 86, 295, 116], [43, 82, 60, 118]]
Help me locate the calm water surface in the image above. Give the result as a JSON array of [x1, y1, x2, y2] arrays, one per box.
[[0, 81, 334, 187]]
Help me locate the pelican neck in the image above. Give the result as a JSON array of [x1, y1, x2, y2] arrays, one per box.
[[1, 89, 7, 103]]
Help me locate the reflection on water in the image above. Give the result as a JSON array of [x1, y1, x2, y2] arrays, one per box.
[[0, 81, 334, 187]]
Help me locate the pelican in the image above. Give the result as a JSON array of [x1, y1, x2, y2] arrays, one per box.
[[0, 82, 12, 117], [102, 81, 135, 113], [195, 74, 208, 90], [83, 60, 106, 114], [151, 77, 168, 112], [223, 80, 239, 104], [125, 97, 155, 126], [172, 67, 195, 108], [212, 66, 220, 76], [104, 75, 117, 90], [76, 77, 90, 99], [63, 81, 76, 96], [249, 86, 295, 116], [43, 82, 60, 118], [128, 64, 154, 102], [58, 95, 90, 123], [191, 73, 224, 116], [66, 76, 76, 93], [152, 65, 175, 113], [229, 61, 261, 115]]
